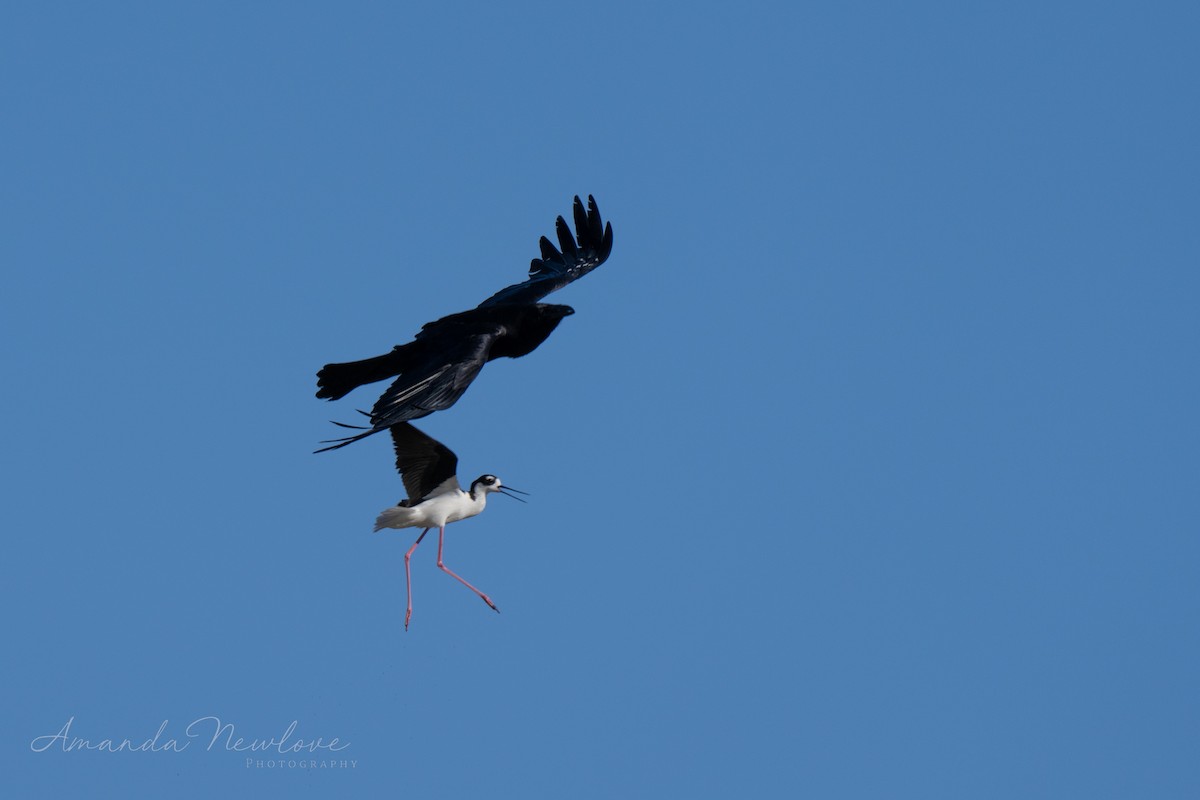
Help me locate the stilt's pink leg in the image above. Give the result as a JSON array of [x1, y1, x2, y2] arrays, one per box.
[[403, 528, 430, 630], [436, 525, 499, 613]]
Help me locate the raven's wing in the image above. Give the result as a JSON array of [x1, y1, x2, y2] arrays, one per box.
[[369, 347, 490, 427], [316, 305, 504, 402], [476, 195, 613, 308], [314, 327, 501, 452], [390, 423, 461, 504]]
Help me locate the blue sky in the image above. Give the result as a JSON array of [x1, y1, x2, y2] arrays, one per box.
[[4, 1, 1198, 797]]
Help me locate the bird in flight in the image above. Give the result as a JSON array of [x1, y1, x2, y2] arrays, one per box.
[[375, 422, 527, 630], [315, 195, 613, 452]]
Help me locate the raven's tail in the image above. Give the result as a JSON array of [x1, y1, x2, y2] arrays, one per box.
[[315, 346, 411, 401]]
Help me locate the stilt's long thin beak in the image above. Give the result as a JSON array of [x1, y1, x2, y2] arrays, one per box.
[[499, 486, 529, 502]]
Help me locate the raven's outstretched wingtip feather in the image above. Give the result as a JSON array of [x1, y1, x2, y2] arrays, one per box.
[[573, 198, 589, 240], [556, 216, 577, 256], [586, 197, 605, 248], [539, 235, 561, 263], [329, 420, 371, 430], [314, 421, 385, 453]]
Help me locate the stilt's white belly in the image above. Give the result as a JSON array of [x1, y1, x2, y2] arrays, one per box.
[[375, 486, 488, 533], [411, 490, 486, 528]]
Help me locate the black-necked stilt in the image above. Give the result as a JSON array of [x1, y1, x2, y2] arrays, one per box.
[[314, 195, 613, 452], [374, 422, 527, 630]]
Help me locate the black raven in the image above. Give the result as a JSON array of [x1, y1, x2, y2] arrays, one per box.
[[315, 195, 613, 452]]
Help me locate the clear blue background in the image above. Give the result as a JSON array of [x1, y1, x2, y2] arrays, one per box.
[[4, 1, 1198, 797]]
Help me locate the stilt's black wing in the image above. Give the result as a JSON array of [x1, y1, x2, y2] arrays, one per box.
[[390, 423, 460, 503], [476, 195, 614, 308]]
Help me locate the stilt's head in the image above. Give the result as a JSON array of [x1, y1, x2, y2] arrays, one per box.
[[470, 475, 529, 503]]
